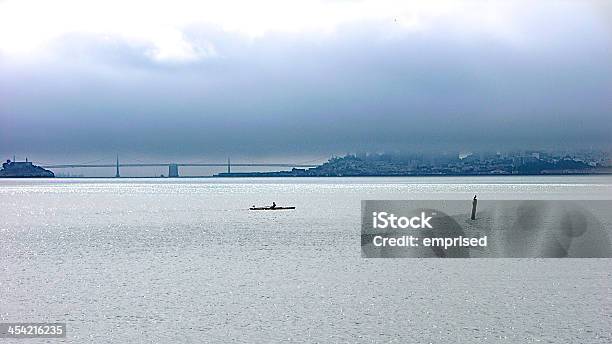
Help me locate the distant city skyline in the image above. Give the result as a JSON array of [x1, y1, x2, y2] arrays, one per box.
[[1, 1, 611, 162], [2, 148, 609, 178]]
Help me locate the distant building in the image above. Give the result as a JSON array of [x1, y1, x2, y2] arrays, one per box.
[[458, 152, 473, 160], [0, 159, 55, 178]]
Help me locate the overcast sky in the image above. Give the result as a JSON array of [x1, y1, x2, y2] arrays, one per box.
[[1, 0, 611, 164]]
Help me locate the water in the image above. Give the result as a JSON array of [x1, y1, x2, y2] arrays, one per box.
[[1, 176, 611, 343]]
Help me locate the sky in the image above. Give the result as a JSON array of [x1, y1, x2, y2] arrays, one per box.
[[0, 0, 611, 166]]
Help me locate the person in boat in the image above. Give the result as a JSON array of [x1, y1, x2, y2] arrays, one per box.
[[270, 202, 276, 209]]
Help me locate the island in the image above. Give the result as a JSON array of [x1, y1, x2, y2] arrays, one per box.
[[0, 159, 55, 178]]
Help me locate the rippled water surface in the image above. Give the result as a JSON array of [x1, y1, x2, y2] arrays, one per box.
[[1, 176, 611, 343]]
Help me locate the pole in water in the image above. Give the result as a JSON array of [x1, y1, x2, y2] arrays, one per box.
[[471, 195, 477, 220], [115, 154, 120, 178]]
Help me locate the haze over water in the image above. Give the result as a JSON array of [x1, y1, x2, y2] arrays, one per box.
[[1, 176, 611, 343]]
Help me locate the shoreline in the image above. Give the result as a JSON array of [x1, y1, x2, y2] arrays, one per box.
[[2, 173, 612, 179]]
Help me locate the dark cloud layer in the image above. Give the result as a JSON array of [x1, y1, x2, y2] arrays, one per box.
[[1, 3, 611, 163]]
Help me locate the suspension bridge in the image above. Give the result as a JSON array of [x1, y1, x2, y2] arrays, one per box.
[[40, 156, 322, 177]]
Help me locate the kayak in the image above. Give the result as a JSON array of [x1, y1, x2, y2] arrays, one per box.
[[249, 206, 295, 210]]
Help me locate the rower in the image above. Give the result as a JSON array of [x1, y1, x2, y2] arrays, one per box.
[[271, 202, 276, 209]]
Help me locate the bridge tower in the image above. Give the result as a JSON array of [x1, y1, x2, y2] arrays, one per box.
[[115, 155, 120, 178], [168, 164, 179, 178]]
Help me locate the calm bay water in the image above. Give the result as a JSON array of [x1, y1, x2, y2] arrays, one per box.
[[1, 176, 611, 343]]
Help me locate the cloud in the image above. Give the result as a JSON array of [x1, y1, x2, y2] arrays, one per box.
[[0, 0, 544, 61], [0, 1, 610, 161]]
